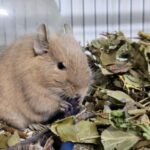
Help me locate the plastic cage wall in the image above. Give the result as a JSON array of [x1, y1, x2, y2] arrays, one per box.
[[0, 0, 150, 47]]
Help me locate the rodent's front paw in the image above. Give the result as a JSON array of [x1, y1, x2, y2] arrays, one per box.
[[60, 101, 73, 113], [60, 99, 81, 117]]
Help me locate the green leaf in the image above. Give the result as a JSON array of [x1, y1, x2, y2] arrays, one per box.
[[109, 110, 128, 129], [111, 110, 124, 117], [50, 116, 99, 144], [101, 127, 140, 150], [137, 124, 150, 140], [7, 130, 20, 147]]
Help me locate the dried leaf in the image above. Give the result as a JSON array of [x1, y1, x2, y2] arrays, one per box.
[[101, 89, 134, 103], [74, 144, 95, 150], [100, 51, 116, 66], [0, 134, 9, 149], [106, 63, 131, 73], [50, 116, 99, 144], [101, 127, 140, 150], [94, 112, 110, 126], [138, 31, 150, 41], [7, 130, 20, 147], [119, 74, 150, 90]]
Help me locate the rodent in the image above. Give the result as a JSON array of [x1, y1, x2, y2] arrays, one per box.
[[0, 24, 92, 129]]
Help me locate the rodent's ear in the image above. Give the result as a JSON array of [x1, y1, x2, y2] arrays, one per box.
[[33, 24, 49, 55], [64, 24, 73, 35]]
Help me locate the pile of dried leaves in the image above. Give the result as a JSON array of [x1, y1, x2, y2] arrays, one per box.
[[1, 31, 150, 150]]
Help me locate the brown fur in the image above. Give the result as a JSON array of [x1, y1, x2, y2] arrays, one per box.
[[0, 25, 91, 129]]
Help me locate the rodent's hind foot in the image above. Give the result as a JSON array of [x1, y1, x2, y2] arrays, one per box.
[[28, 123, 48, 131]]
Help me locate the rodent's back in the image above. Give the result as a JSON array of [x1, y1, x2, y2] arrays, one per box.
[[0, 37, 46, 127]]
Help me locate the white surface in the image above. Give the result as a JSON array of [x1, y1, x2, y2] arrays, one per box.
[[0, 0, 63, 46]]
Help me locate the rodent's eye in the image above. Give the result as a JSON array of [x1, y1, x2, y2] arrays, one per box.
[[57, 62, 66, 70]]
